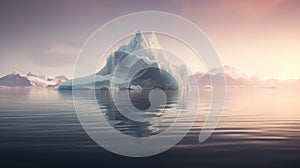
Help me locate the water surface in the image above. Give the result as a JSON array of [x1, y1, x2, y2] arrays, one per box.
[[0, 87, 300, 168]]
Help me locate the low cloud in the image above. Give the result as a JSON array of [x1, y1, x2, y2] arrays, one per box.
[[178, 0, 288, 22], [218, 0, 287, 21], [32, 43, 79, 67]]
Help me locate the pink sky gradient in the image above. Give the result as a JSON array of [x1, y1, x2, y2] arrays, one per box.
[[0, 0, 299, 79]]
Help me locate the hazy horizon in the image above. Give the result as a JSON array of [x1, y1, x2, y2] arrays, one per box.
[[1, 0, 300, 80]]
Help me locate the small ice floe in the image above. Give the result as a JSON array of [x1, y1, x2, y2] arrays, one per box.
[[129, 85, 142, 90], [203, 85, 213, 88], [263, 83, 279, 89]]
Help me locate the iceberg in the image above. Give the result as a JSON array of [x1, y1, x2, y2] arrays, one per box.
[[58, 31, 189, 90]]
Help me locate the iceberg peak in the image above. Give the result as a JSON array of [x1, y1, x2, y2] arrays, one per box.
[[120, 31, 160, 53], [147, 31, 160, 49]]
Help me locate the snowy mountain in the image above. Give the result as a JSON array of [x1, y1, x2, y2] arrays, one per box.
[[193, 65, 300, 88], [192, 65, 251, 87], [0, 70, 70, 88], [208, 65, 249, 80], [58, 31, 189, 90]]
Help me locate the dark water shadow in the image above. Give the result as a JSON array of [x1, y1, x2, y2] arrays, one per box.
[[95, 89, 179, 137]]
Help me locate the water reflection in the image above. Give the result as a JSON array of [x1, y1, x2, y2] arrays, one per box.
[[96, 89, 180, 137]]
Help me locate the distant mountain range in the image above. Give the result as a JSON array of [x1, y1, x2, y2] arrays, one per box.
[[192, 65, 298, 88], [0, 70, 70, 88], [192, 65, 250, 87]]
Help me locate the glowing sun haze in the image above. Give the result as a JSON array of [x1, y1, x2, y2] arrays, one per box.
[[0, 0, 299, 80]]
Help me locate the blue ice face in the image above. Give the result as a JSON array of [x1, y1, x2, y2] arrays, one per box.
[[130, 67, 178, 90]]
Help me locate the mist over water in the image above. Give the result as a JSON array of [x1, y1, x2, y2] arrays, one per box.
[[0, 87, 300, 167]]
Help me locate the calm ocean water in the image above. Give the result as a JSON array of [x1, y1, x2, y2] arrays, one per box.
[[0, 87, 300, 168]]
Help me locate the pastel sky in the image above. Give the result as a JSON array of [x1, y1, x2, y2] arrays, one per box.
[[0, 0, 299, 79]]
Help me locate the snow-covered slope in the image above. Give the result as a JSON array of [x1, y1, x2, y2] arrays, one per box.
[[0, 70, 70, 87], [0, 71, 32, 87], [58, 31, 188, 90]]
